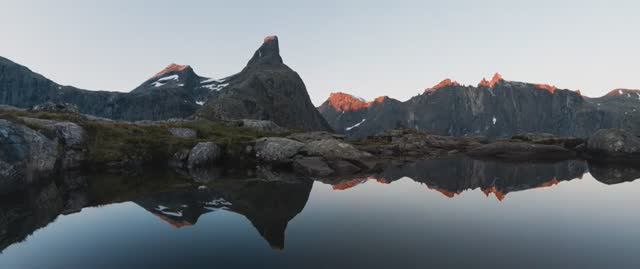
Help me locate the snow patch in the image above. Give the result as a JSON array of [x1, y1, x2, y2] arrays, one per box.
[[196, 100, 205, 106], [152, 74, 179, 87], [202, 83, 229, 92], [160, 211, 183, 217], [346, 119, 366, 131], [201, 77, 225, 84], [492, 116, 497, 125]]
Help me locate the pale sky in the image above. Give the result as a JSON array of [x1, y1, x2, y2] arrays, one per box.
[[2, 0, 639, 105]]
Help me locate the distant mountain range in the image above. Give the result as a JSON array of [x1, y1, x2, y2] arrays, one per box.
[[0, 36, 331, 131], [2, 38, 639, 137], [318, 73, 640, 138]]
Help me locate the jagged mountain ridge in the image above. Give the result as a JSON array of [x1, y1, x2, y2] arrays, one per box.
[[0, 36, 331, 131], [319, 73, 640, 138]]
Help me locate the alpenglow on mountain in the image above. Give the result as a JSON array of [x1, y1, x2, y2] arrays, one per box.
[[0, 36, 331, 131], [318, 73, 640, 138]]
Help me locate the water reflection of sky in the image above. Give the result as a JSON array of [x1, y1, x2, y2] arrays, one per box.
[[2, 173, 640, 269]]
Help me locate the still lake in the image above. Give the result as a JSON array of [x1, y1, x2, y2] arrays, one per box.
[[1, 158, 639, 269]]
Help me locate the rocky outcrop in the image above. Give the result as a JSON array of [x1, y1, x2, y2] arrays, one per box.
[[0, 120, 58, 194], [254, 137, 304, 162], [300, 139, 372, 162], [319, 74, 640, 138], [293, 157, 335, 176], [584, 129, 640, 162], [196, 36, 332, 131]]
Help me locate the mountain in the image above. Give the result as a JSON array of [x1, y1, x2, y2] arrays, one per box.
[[0, 36, 331, 130], [196, 36, 332, 131], [318, 73, 640, 138]]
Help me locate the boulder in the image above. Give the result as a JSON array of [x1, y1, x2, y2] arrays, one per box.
[[328, 160, 362, 175], [467, 141, 575, 160], [301, 138, 372, 161], [254, 137, 304, 162], [0, 120, 58, 193], [168, 128, 197, 138], [187, 142, 222, 168], [585, 129, 640, 161], [19, 117, 86, 169], [293, 157, 334, 176]]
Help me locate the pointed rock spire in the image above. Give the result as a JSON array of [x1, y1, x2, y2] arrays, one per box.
[[247, 35, 283, 66], [478, 73, 504, 88]]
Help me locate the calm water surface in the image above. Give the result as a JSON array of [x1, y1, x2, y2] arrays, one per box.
[[1, 158, 639, 269]]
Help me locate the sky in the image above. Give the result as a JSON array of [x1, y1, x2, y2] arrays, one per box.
[[1, 0, 639, 105]]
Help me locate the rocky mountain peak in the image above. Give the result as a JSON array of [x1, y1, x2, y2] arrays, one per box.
[[535, 83, 557, 94], [154, 63, 192, 78], [426, 78, 460, 92], [247, 35, 283, 66], [325, 92, 390, 112], [478, 73, 504, 88], [327, 92, 369, 112]]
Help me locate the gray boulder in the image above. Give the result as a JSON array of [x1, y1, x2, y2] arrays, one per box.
[[586, 129, 640, 161], [301, 139, 372, 161], [254, 137, 304, 162], [328, 160, 362, 175], [0, 120, 58, 193], [168, 128, 197, 138], [187, 142, 222, 168], [293, 157, 334, 176], [19, 117, 86, 169]]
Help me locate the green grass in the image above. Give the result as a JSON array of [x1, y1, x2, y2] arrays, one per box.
[[0, 110, 279, 166]]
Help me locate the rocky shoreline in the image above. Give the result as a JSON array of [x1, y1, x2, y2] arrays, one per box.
[[1, 105, 639, 194]]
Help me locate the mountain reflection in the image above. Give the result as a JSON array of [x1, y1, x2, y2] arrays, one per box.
[[0, 170, 312, 252], [1, 159, 640, 254], [324, 158, 627, 201]]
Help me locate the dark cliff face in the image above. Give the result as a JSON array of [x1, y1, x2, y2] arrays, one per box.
[[196, 36, 332, 131], [319, 74, 640, 138]]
